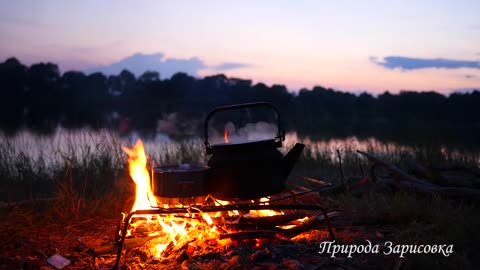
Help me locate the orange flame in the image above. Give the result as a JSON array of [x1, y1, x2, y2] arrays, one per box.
[[123, 139, 218, 256], [224, 128, 229, 143], [248, 197, 283, 217], [122, 139, 158, 212], [121, 139, 308, 258]]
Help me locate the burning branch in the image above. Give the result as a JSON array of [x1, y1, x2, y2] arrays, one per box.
[[219, 230, 277, 240], [277, 212, 340, 237]]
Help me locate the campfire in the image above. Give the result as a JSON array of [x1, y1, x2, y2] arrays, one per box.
[[110, 103, 336, 269]]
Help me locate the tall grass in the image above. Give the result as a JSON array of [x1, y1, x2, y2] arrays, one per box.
[[1, 128, 479, 199]]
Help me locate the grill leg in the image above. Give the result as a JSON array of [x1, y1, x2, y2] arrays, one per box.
[[111, 212, 135, 270], [317, 206, 335, 240]]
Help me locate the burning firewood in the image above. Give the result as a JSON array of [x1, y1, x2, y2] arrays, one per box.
[[238, 212, 308, 226], [212, 214, 308, 232], [276, 212, 340, 237], [219, 230, 277, 240], [219, 212, 340, 240]]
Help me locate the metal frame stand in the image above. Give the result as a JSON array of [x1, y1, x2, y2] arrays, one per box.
[[111, 203, 334, 270]]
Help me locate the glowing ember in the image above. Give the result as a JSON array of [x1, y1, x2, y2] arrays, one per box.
[[224, 128, 229, 143]]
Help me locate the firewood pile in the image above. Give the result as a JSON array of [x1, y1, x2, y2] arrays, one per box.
[[92, 190, 341, 270], [350, 150, 480, 200]]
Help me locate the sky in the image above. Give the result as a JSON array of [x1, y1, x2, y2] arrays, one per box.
[[1, 0, 479, 94]]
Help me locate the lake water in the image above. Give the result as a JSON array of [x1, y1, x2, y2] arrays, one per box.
[[1, 127, 478, 173]]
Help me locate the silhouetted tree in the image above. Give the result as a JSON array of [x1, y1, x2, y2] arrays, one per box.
[[0, 58, 27, 132], [25, 62, 61, 133], [139, 71, 160, 83], [0, 57, 478, 147]]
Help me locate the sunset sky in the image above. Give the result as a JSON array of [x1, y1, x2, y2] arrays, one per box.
[[1, 0, 479, 94]]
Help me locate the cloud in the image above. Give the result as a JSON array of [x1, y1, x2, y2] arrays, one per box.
[[465, 74, 476, 79], [85, 52, 254, 78], [213, 62, 253, 71], [86, 52, 207, 78], [370, 56, 480, 70]]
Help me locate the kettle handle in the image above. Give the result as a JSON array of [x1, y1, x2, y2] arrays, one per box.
[[204, 102, 285, 154]]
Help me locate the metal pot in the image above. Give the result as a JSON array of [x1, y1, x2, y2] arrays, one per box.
[[151, 164, 211, 204]]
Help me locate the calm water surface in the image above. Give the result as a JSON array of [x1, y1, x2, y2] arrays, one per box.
[[0, 127, 478, 171]]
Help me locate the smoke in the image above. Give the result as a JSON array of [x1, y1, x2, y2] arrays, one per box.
[[156, 114, 279, 145], [208, 121, 278, 145]]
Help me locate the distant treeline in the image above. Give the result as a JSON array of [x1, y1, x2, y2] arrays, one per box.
[[1, 57, 479, 142]]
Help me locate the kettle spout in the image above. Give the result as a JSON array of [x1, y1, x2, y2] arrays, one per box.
[[282, 143, 305, 179]]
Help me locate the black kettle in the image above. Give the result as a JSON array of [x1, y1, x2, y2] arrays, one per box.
[[203, 102, 305, 200]]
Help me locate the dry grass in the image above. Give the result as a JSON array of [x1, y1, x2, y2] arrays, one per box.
[[319, 190, 480, 270], [0, 130, 479, 269]]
